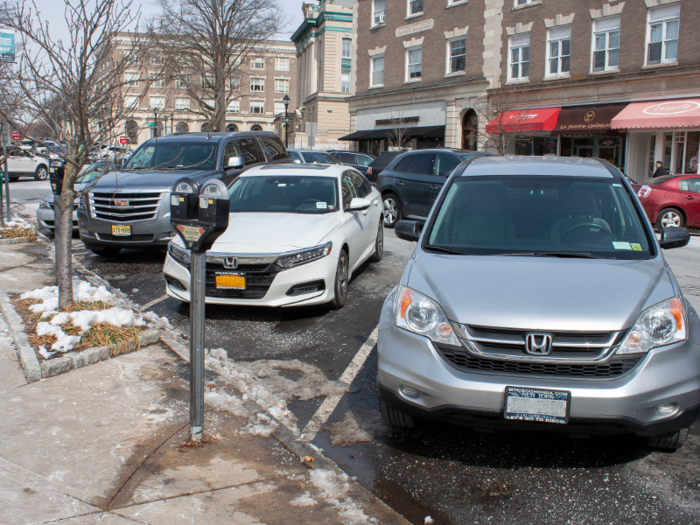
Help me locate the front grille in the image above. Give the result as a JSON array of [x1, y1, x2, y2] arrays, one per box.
[[96, 233, 154, 242], [90, 192, 163, 222], [436, 343, 643, 379], [183, 261, 278, 299]]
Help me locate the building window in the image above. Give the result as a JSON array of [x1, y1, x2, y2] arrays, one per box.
[[274, 78, 290, 93], [124, 95, 139, 109], [149, 54, 163, 65], [124, 72, 139, 87], [227, 76, 240, 91], [176, 76, 189, 88], [149, 96, 165, 110], [592, 17, 620, 72], [508, 34, 530, 81], [202, 74, 215, 88], [275, 57, 290, 71], [371, 56, 384, 87], [515, 0, 535, 5], [448, 38, 466, 73], [149, 73, 165, 88], [546, 26, 571, 77], [647, 4, 680, 65], [250, 100, 265, 114], [250, 78, 265, 92], [372, 0, 386, 26], [406, 46, 422, 81], [227, 100, 240, 113], [175, 98, 190, 110], [250, 57, 265, 70], [274, 100, 286, 115], [342, 38, 352, 58], [341, 72, 351, 93], [408, 0, 423, 16]]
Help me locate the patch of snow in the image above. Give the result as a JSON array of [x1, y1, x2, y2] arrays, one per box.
[[204, 390, 248, 418], [424, 517, 434, 524], [244, 412, 279, 438], [325, 409, 392, 448], [38, 346, 55, 359], [290, 491, 318, 507], [308, 469, 377, 525]]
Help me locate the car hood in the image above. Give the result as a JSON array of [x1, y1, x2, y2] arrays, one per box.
[[406, 252, 677, 332], [88, 169, 217, 191], [209, 212, 342, 254]]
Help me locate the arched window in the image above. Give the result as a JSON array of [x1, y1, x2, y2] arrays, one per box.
[[125, 120, 138, 144], [462, 109, 478, 151], [250, 124, 262, 131], [201, 123, 211, 132], [226, 123, 238, 132], [176, 122, 189, 134]]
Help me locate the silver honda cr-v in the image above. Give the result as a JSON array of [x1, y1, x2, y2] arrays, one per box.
[[378, 156, 699, 450]]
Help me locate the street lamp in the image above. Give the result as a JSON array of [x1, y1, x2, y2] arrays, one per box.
[[153, 108, 159, 138], [283, 95, 290, 148]]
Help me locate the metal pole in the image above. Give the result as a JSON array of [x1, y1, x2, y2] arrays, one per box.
[[53, 200, 62, 285], [189, 251, 206, 441], [3, 150, 9, 221], [284, 106, 288, 148]]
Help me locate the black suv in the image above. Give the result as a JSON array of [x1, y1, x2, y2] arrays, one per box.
[[377, 149, 493, 227], [327, 151, 375, 176]]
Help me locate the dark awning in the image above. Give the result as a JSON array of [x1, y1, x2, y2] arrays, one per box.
[[339, 125, 445, 141], [553, 104, 627, 135]]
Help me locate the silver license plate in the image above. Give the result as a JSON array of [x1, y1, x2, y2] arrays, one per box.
[[504, 386, 570, 424]]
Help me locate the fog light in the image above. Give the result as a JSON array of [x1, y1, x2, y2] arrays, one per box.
[[656, 403, 678, 416], [399, 385, 420, 399]]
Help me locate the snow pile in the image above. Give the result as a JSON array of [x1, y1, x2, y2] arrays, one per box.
[[0, 217, 34, 238], [290, 491, 318, 507], [204, 390, 248, 418], [325, 409, 392, 448], [244, 412, 279, 438], [308, 469, 376, 525]]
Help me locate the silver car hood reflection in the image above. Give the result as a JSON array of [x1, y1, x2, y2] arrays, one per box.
[[406, 250, 677, 332]]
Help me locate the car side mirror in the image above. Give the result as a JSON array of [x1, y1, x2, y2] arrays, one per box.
[[227, 156, 244, 169], [292, 158, 301, 164], [346, 197, 371, 211], [395, 220, 423, 242], [659, 227, 690, 250]]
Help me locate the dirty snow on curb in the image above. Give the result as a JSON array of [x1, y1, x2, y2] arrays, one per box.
[[290, 491, 318, 507], [309, 469, 377, 525], [0, 217, 33, 238]]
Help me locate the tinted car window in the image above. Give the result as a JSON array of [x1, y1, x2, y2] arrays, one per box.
[[237, 137, 265, 165], [347, 170, 372, 198], [126, 141, 219, 170], [302, 151, 339, 164], [260, 136, 288, 162], [357, 154, 373, 167], [406, 154, 436, 174], [435, 154, 461, 177], [683, 178, 700, 193], [393, 157, 413, 172], [229, 176, 338, 213], [290, 151, 304, 163], [342, 174, 359, 207], [337, 153, 355, 164]]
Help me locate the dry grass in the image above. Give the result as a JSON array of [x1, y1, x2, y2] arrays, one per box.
[[0, 225, 36, 240], [81, 322, 143, 355]]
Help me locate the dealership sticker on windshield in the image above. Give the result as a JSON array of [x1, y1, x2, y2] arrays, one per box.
[[612, 242, 632, 250], [316, 202, 327, 209], [631, 243, 643, 251]]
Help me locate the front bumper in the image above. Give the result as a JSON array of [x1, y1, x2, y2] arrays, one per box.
[[37, 207, 78, 232], [78, 209, 175, 248]]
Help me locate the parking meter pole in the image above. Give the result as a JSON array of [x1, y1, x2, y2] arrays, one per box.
[[53, 201, 62, 284], [3, 154, 9, 221], [189, 251, 206, 441]]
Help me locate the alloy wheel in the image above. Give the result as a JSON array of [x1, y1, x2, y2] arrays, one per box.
[[383, 197, 398, 226], [661, 210, 682, 228], [337, 251, 349, 301]]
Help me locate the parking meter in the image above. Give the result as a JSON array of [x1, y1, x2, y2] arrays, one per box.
[[50, 168, 63, 197]]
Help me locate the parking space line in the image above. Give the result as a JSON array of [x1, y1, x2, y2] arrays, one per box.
[[140, 294, 169, 311], [302, 326, 379, 442]]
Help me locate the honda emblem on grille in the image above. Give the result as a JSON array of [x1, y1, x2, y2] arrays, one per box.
[[223, 257, 238, 269], [525, 333, 553, 355]]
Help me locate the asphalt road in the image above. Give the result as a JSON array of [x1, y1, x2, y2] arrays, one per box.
[[10, 179, 700, 525]]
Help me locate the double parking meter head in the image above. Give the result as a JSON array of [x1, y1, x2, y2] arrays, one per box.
[[50, 168, 63, 197], [170, 178, 230, 253]]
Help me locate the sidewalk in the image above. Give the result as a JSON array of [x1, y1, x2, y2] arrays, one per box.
[[0, 239, 408, 525]]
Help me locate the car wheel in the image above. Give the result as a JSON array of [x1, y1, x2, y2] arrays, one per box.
[[379, 398, 415, 428], [369, 222, 384, 263], [34, 166, 49, 181], [9, 176, 19, 182], [329, 249, 349, 310], [646, 427, 689, 451], [657, 208, 685, 229], [383, 194, 402, 228]]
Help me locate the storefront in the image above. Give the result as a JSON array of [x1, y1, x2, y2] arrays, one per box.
[[339, 125, 445, 155], [485, 108, 561, 155]]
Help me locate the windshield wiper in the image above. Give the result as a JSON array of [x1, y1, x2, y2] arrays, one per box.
[[424, 245, 466, 255], [494, 251, 598, 259]]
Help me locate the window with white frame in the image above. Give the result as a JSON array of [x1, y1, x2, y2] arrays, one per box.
[[546, 26, 571, 77], [447, 0, 464, 5], [250, 78, 265, 91], [371, 56, 384, 87], [508, 34, 530, 81], [341, 72, 351, 93], [201, 99, 214, 110], [124, 95, 139, 109], [227, 100, 240, 113], [202, 74, 215, 88], [250, 100, 265, 114], [274, 78, 289, 93], [251, 57, 265, 70], [342, 38, 352, 58], [515, 0, 535, 5], [175, 98, 190, 110], [592, 17, 620, 72], [176, 76, 189, 88], [274, 100, 286, 115], [149, 72, 165, 88], [647, 4, 680, 65], [275, 57, 290, 71], [227, 76, 240, 91], [406, 46, 422, 81], [373, 0, 386, 26], [149, 96, 165, 110], [150, 54, 163, 65], [124, 72, 139, 87], [447, 38, 466, 73], [408, 0, 423, 16]]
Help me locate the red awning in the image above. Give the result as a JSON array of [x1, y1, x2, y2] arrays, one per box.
[[611, 98, 700, 130], [485, 108, 561, 134]]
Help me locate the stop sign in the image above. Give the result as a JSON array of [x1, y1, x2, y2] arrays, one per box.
[[119, 135, 128, 144], [11, 131, 21, 141]]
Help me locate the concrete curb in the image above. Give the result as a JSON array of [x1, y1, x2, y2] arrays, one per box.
[[0, 236, 33, 245], [0, 290, 42, 382]]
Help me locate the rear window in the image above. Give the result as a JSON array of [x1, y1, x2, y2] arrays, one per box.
[[646, 175, 674, 185], [301, 151, 339, 164]]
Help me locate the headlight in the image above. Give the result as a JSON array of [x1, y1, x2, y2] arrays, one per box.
[[617, 297, 686, 355], [50, 160, 63, 168], [169, 242, 191, 266], [40, 199, 51, 209], [395, 287, 460, 346], [275, 242, 332, 269]]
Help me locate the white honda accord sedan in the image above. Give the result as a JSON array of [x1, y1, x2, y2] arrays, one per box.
[[163, 164, 384, 308]]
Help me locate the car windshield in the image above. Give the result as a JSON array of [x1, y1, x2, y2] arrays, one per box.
[[77, 163, 107, 184], [229, 175, 338, 214], [425, 176, 652, 260], [301, 152, 339, 164], [125, 141, 218, 170]]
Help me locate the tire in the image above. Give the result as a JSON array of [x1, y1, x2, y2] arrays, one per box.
[[382, 193, 402, 228], [368, 222, 384, 263], [328, 249, 349, 310], [34, 165, 49, 181], [646, 427, 689, 451], [9, 177, 19, 182], [379, 398, 415, 428], [657, 207, 685, 229]]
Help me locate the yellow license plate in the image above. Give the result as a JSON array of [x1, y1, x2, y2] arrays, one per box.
[[216, 274, 246, 290], [112, 225, 131, 236]]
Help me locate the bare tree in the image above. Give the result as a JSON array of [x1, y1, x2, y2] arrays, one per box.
[[383, 113, 413, 151], [153, 0, 286, 132], [477, 85, 534, 155], [0, 0, 154, 308]]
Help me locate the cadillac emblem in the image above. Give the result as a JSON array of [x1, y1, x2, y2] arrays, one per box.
[[114, 199, 129, 206]]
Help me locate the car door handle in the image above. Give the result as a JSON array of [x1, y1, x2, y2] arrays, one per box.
[[684, 195, 693, 200], [430, 185, 440, 189], [396, 180, 404, 186]]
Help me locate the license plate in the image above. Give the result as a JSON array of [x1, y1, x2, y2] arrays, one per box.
[[504, 386, 570, 424], [215, 273, 246, 290], [112, 224, 131, 236]]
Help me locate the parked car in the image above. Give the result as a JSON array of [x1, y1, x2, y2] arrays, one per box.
[[327, 150, 375, 177], [77, 131, 289, 255], [365, 151, 403, 183], [287, 149, 340, 165], [636, 174, 700, 229], [378, 156, 696, 450], [163, 164, 383, 308], [4, 147, 49, 181], [377, 149, 493, 227]]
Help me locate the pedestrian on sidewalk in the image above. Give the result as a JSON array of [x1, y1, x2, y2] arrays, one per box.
[[653, 161, 668, 178]]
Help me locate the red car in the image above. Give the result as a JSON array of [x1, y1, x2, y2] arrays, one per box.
[[637, 174, 700, 229]]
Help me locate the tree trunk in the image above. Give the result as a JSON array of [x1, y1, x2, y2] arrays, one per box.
[[56, 175, 76, 309]]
